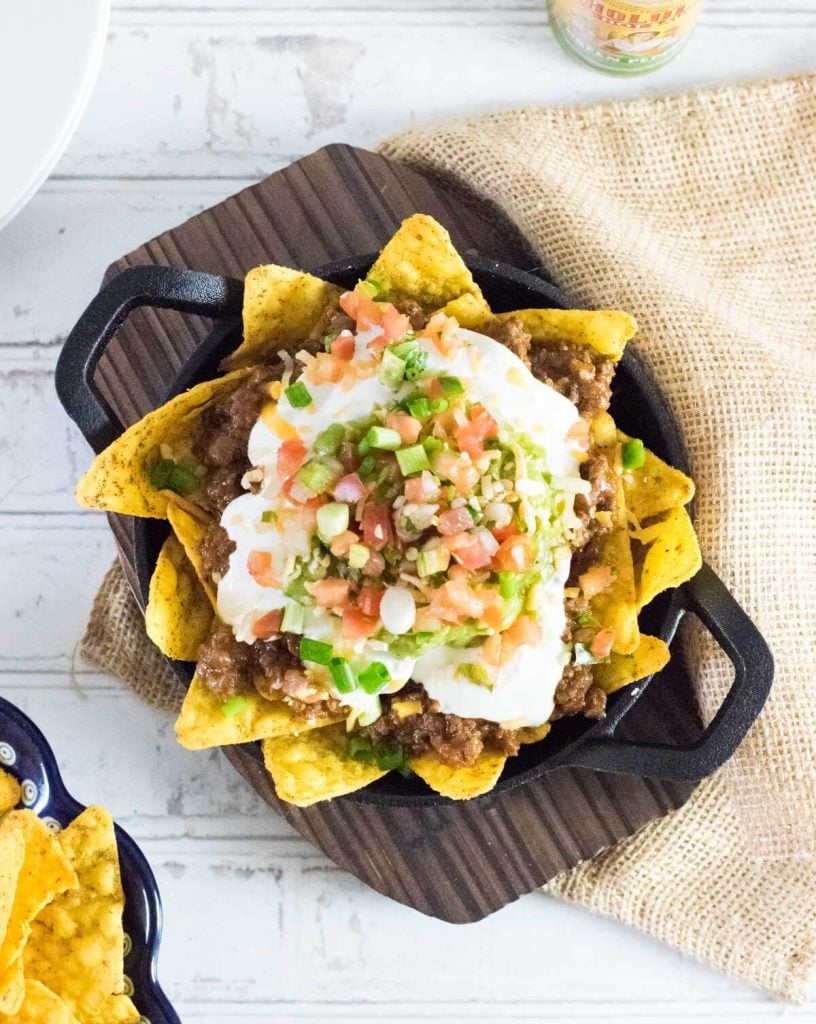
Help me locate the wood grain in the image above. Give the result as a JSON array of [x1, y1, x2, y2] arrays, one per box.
[[84, 144, 699, 923]]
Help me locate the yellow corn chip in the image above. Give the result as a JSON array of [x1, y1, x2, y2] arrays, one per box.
[[633, 506, 702, 610], [167, 501, 217, 607], [0, 828, 25, 949], [25, 806, 138, 1024], [263, 723, 387, 806], [593, 634, 671, 694], [145, 534, 214, 662], [75, 368, 253, 518], [620, 432, 695, 521], [519, 722, 552, 744], [0, 768, 21, 815], [410, 749, 506, 801], [365, 214, 483, 309], [223, 265, 342, 371], [175, 675, 342, 750], [2, 981, 81, 1024], [435, 291, 493, 329], [590, 410, 617, 447], [495, 307, 636, 361], [588, 473, 640, 655], [0, 812, 77, 1014]]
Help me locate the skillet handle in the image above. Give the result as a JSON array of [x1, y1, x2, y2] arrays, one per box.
[[554, 564, 773, 782], [55, 265, 243, 452]]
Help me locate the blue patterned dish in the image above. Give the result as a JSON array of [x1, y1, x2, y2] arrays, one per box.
[[0, 696, 180, 1024]]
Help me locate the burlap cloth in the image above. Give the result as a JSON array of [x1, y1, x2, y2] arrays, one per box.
[[82, 75, 816, 1001]]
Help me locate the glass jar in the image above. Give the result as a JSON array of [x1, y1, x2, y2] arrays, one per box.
[[547, 0, 703, 76]]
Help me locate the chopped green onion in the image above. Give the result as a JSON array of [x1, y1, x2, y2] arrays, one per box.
[[221, 696, 248, 718], [364, 426, 402, 451], [284, 380, 313, 408], [406, 396, 432, 421], [396, 444, 431, 476], [428, 397, 449, 414], [403, 348, 428, 381], [281, 602, 305, 634], [359, 278, 384, 300], [329, 656, 356, 694], [349, 543, 370, 569], [347, 735, 409, 771], [149, 458, 200, 496], [422, 436, 443, 458], [573, 642, 607, 665], [457, 663, 493, 689], [498, 571, 520, 601], [357, 455, 378, 483], [574, 609, 600, 628], [322, 332, 338, 352], [621, 438, 646, 469], [347, 734, 374, 763], [317, 502, 349, 542], [358, 661, 391, 694], [390, 339, 418, 360], [261, 510, 277, 524], [379, 348, 406, 388], [314, 423, 345, 456], [416, 544, 450, 577], [438, 375, 464, 397], [296, 457, 342, 495], [299, 637, 333, 665]]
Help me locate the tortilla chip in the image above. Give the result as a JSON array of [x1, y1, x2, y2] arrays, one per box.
[[410, 749, 506, 801], [0, 768, 21, 815], [167, 500, 217, 607], [0, 812, 77, 1014], [75, 368, 253, 518], [145, 534, 214, 661], [518, 722, 552, 744], [25, 806, 139, 1024], [365, 214, 483, 310], [2, 981, 81, 1024], [590, 410, 617, 447], [620, 432, 695, 521], [496, 308, 636, 361], [633, 506, 702, 610], [589, 474, 640, 655], [0, 829, 25, 949], [436, 290, 493, 329], [593, 634, 671, 694], [175, 675, 342, 750], [223, 265, 341, 371], [263, 723, 387, 806]]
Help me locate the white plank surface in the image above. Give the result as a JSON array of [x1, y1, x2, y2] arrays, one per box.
[[1, 1, 814, 1019]]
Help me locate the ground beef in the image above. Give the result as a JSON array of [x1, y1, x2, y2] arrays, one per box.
[[552, 593, 608, 720], [361, 684, 521, 767], [198, 523, 234, 583], [323, 304, 355, 337], [530, 342, 614, 420], [196, 622, 257, 698], [487, 316, 531, 367], [192, 366, 277, 515], [393, 297, 430, 331], [572, 449, 617, 555]]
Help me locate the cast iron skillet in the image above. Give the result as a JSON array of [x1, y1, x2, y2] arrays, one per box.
[[56, 257, 774, 804]]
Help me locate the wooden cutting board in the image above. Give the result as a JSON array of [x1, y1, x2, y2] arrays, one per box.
[[96, 144, 698, 923]]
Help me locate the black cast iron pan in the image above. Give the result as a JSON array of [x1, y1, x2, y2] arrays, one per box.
[[56, 257, 774, 805]]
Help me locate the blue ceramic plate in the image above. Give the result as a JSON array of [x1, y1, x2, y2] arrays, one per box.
[[0, 696, 179, 1024]]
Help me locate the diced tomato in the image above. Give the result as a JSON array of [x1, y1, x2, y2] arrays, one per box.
[[381, 304, 411, 342], [283, 476, 325, 508], [333, 473, 367, 503], [404, 471, 441, 503], [482, 633, 503, 667], [331, 331, 355, 360], [579, 565, 616, 600], [307, 352, 345, 384], [424, 377, 443, 400], [453, 462, 480, 496], [503, 614, 542, 649], [493, 534, 537, 573], [252, 609, 283, 639], [361, 503, 394, 552], [491, 522, 516, 543], [276, 438, 307, 482], [437, 506, 474, 536], [386, 411, 422, 445], [433, 451, 479, 496], [429, 577, 485, 624], [342, 607, 379, 639], [307, 577, 352, 608], [337, 440, 358, 471], [357, 585, 384, 619], [455, 404, 499, 458], [338, 289, 360, 319], [421, 313, 461, 355], [446, 532, 492, 571], [339, 287, 383, 331], [413, 607, 442, 632], [591, 627, 617, 659], [247, 550, 278, 587], [329, 530, 358, 557]]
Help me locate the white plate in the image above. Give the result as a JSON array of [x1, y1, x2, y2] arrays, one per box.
[[0, 0, 110, 230]]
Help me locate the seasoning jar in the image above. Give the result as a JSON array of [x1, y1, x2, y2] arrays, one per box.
[[547, 0, 703, 75]]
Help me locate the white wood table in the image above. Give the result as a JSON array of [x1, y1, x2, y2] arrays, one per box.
[[1, 2, 813, 1020]]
